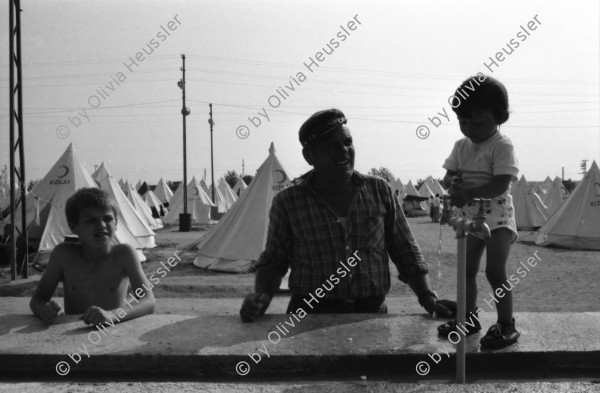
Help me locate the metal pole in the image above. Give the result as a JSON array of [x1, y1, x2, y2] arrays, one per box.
[[181, 54, 187, 215], [9, 0, 16, 280], [209, 103, 214, 202], [440, 197, 491, 384], [16, 0, 27, 278], [456, 233, 466, 383]]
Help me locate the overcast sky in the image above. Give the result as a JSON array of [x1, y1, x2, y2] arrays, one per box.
[[1, 0, 598, 185]]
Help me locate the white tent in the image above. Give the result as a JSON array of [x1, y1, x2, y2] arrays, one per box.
[[97, 176, 156, 248], [118, 178, 127, 194], [164, 176, 215, 225], [124, 184, 163, 230], [542, 177, 569, 216], [541, 176, 554, 193], [190, 142, 292, 273], [19, 144, 147, 261], [511, 175, 549, 230], [390, 178, 405, 199], [232, 175, 248, 197], [143, 190, 168, 218], [218, 178, 238, 210], [92, 162, 111, 182], [536, 161, 600, 250], [424, 176, 447, 196], [199, 178, 212, 201], [154, 177, 173, 205], [92, 163, 162, 232], [209, 183, 227, 213]]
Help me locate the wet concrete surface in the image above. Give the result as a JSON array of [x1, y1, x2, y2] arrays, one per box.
[[1, 298, 599, 380]]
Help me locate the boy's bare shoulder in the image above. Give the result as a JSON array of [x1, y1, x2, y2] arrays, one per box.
[[110, 243, 140, 265]]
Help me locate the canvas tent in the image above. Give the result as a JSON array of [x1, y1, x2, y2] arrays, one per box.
[[536, 161, 600, 250], [232, 175, 248, 197], [510, 175, 549, 230], [92, 162, 111, 182], [218, 178, 238, 210], [199, 178, 211, 200], [404, 180, 428, 210], [97, 176, 156, 248], [541, 176, 554, 193], [154, 177, 173, 206], [190, 142, 292, 273], [422, 176, 447, 197], [209, 183, 227, 213], [164, 176, 215, 225], [542, 177, 569, 216], [93, 163, 162, 231], [123, 183, 163, 230], [143, 190, 168, 218], [18, 144, 147, 262]]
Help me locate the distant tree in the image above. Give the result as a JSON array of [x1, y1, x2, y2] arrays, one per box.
[[416, 178, 425, 189], [167, 181, 180, 192], [242, 174, 254, 185], [563, 178, 576, 193], [367, 167, 395, 183], [224, 170, 238, 189]]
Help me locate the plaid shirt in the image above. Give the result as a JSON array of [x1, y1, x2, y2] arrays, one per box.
[[255, 170, 429, 299]]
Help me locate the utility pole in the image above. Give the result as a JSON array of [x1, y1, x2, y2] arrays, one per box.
[[177, 54, 191, 231], [209, 103, 215, 202], [242, 159, 245, 176], [561, 167, 564, 181], [580, 160, 588, 176], [9, 0, 28, 279]]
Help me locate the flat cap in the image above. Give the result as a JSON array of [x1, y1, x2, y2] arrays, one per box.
[[299, 108, 347, 147]]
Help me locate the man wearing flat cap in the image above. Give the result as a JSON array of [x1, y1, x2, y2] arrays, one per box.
[[240, 109, 455, 320]]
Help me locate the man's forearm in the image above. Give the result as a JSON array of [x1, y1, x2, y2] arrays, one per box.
[[407, 272, 433, 298], [255, 265, 284, 297]]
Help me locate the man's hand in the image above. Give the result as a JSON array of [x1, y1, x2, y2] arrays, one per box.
[[240, 293, 272, 322], [36, 300, 65, 323], [419, 294, 456, 318], [80, 306, 113, 326]]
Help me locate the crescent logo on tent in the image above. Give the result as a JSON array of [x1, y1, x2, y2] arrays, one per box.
[[193, 186, 199, 196], [57, 165, 69, 178], [274, 169, 287, 184]]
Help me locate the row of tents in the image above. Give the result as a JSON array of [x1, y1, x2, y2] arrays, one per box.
[[1, 144, 251, 265], [3, 143, 598, 276], [391, 167, 600, 251]]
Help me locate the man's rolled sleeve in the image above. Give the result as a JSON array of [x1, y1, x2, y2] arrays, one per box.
[[254, 193, 293, 276], [383, 182, 429, 283]]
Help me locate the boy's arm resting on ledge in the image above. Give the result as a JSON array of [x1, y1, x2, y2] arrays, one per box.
[[81, 244, 156, 326], [30, 245, 65, 323], [113, 244, 156, 323]]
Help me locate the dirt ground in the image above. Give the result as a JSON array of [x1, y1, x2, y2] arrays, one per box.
[[2, 217, 599, 312]]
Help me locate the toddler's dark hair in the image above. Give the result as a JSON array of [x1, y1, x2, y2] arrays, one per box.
[[450, 74, 509, 125]]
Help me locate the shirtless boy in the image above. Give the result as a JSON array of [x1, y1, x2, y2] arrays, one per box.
[[30, 188, 155, 325]]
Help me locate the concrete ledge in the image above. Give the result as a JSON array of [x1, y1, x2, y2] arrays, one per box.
[[1, 298, 599, 380]]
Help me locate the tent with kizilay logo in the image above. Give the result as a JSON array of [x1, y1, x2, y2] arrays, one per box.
[[189, 142, 292, 273], [17, 144, 147, 262]]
